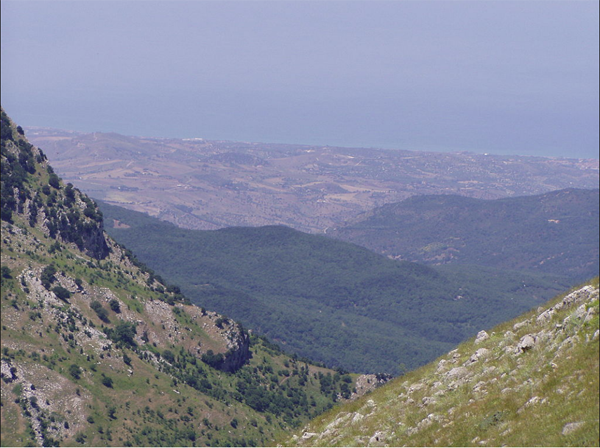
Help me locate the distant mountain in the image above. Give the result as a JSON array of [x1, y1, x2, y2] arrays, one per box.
[[26, 128, 599, 233], [1, 107, 362, 447], [99, 201, 574, 375], [328, 189, 599, 280], [285, 279, 600, 447]]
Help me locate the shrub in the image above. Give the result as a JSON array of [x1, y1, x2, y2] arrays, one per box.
[[109, 299, 121, 313], [51, 286, 71, 302], [48, 174, 60, 189], [40, 264, 57, 289], [101, 376, 113, 388], [69, 364, 81, 380], [90, 301, 110, 323]]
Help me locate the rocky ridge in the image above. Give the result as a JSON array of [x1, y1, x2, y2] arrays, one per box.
[[288, 281, 599, 447]]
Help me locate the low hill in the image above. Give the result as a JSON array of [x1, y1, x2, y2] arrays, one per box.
[[1, 107, 362, 447], [327, 189, 599, 280], [285, 279, 600, 447], [99, 202, 574, 375]]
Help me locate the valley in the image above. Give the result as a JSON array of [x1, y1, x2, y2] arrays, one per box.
[[98, 201, 575, 375]]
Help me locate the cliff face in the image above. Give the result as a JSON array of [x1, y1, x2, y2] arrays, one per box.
[[1, 108, 109, 259], [288, 281, 599, 447]]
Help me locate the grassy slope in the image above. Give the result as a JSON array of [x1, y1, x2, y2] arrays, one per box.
[[99, 201, 573, 375], [285, 279, 600, 447]]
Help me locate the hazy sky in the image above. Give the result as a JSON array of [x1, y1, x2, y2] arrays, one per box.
[[1, 1, 598, 158]]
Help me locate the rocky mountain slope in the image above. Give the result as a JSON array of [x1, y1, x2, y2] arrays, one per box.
[[285, 280, 599, 447], [0, 108, 369, 446], [328, 189, 599, 280], [25, 127, 599, 233]]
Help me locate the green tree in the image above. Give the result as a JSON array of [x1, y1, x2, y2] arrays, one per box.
[[109, 299, 121, 313], [68, 364, 81, 380], [1, 266, 12, 279], [40, 264, 57, 289], [48, 173, 60, 189], [162, 349, 175, 364], [111, 321, 137, 347], [90, 301, 110, 323], [101, 375, 114, 388], [51, 286, 71, 302]]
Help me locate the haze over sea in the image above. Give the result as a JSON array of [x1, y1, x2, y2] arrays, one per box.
[[1, 1, 598, 159]]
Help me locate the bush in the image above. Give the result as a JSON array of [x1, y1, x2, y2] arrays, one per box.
[[109, 299, 121, 313], [90, 301, 110, 323], [48, 173, 60, 189], [40, 264, 57, 289], [51, 286, 71, 302], [69, 364, 81, 380], [101, 376, 113, 388]]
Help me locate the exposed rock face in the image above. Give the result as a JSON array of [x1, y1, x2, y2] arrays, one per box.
[[1, 108, 110, 260], [75, 217, 110, 259], [351, 373, 392, 399], [475, 330, 490, 344], [218, 322, 251, 373], [517, 334, 536, 352]]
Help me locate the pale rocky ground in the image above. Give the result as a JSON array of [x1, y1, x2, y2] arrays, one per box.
[[1, 216, 250, 444]]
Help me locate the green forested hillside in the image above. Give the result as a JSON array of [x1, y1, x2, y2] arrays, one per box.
[[1, 107, 360, 447], [99, 202, 573, 375], [328, 190, 599, 280]]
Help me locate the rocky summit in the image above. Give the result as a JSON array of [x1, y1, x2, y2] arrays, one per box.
[[287, 281, 599, 447]]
